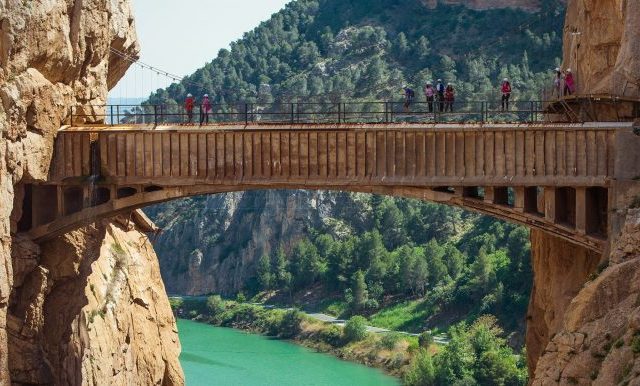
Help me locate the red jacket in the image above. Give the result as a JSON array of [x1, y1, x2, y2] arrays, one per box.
[[185, 97, 195, 110], [501, 82, 512, 94]]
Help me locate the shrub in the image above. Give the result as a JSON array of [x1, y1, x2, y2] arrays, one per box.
[[320, 325, 344, 347], [344, 315, 368, 343], [279, 309, 303, 338], [379, 333, 403, 350], [418, 331, 434, 348], [403, 349, 436, 386], [206, 295, 225, 316]]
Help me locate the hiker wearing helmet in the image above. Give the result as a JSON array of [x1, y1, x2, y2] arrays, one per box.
[[185, 93, 195, 123], [402, 85, 415, 113], [501, 78, 512, 111], [435, 79, 445, 112], [424, 81, 435, 113], [444, 83, 455, 112], [564, 69, 575, 96], [553, 67, 562, 98], [200, 94, 212, 125]]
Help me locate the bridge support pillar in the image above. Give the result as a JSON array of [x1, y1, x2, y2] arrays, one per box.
[[544, 187, 556, 223], [514, 187, 525, 212], [484, 187, 495, 204], [575, 187, 587, 235]]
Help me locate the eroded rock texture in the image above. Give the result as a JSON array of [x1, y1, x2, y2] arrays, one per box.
[[562, 0, 640, 97], [530, 209, 640, 385], [0, 0, 183, 384]]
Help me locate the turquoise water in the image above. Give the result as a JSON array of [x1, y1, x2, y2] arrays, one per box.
[[177, 319, 400, 386]]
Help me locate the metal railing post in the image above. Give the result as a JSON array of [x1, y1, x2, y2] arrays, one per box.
[[116, 105, 120, 125], [290, 103, 295, 124], [245, 103, 249, 125], [154, 105, 158, 126], [337, 103, 341, 124], [530, 101, 534, 123], [480, 102, 485, 123]]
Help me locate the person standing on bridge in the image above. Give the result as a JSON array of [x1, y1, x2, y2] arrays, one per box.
[[501, 78, 512, 111], [564, 69, 575, 96], [436, 79, 445, 112], [553, 67, 563, 98], [185, 93, 195, 123], [444, 83, 455, 112], [424, 81, 435, 113], [200, 94, 212, 125], [403, 86, 415, 113]]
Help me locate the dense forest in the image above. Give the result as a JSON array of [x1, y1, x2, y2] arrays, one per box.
[[146, 0, 565, 107], [145, 0, 566, 383]]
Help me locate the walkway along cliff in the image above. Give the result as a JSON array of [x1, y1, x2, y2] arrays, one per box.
[[0, 1, 183, 384]]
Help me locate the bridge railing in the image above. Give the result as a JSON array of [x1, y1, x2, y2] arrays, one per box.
[[70, 101, 548, 126]]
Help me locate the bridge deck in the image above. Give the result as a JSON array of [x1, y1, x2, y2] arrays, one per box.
[[22, 121, 637, 251]]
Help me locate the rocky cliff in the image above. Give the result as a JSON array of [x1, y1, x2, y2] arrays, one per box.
[[0, 0, 183, 384], [562, 0, 640, 97], [146, 190, 371, 295]]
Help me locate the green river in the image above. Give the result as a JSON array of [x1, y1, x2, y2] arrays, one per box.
[[178, 319, 400, 386]]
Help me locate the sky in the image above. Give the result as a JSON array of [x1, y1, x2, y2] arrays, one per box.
[[109, 0, 291, 100]]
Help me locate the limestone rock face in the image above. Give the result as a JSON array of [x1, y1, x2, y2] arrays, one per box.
[[530, 209, 640, 385], [0, 0, 183, 384], [562, 0, 640, 97], [526, 230, 601, 377]]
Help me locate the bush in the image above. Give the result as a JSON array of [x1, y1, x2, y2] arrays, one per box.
[[206, 295, 225, 316], [320, 325, 344, 347], [279, 309, 303, 338], [403, 349, 436, 386], [344, 315, 368, 343], [379, 333, 403, 350], [419, 331, 434, 348]]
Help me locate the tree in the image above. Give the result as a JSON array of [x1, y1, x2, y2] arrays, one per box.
[[350, 270, 368, 312], [206, 295, 225, 316], [404, 349, 436, 386], [343, 315, 368, 342], [290, 239, 325, 289], [418, 331, 434, 348], [257, 254, 273, 290]]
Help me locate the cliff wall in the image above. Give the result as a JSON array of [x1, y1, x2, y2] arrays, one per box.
[[0, 0, 183, 384], [562, 0, 640, 97]]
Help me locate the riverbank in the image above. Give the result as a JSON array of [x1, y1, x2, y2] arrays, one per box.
[[170, 296, 430, 378], [178, 319, 400, 386]]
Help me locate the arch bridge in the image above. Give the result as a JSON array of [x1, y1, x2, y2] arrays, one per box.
[[19, 113, 640, 254]]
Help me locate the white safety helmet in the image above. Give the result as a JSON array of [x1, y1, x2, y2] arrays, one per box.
[[427, 80, 433, 85], [203, 94, 209, 97], [503, 78, 508, 82], [566, 69, 572, 73], [437, 79, 442, 82], [554, 67, 561, 72], [187, 93, 192, 97]]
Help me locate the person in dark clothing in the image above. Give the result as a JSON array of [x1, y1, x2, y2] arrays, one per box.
[[501, 78, 512, 111], [424, 81, 435, 113], [184, 93, 195, 123], [403, 86, 415, 112], [435, 79, 445, 112], [553, 67, 562, 98], [444, 84, 455, 112]]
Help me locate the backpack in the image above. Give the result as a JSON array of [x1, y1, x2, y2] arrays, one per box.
[[436, 83, 445, 93], [407, 88, 415, 98]]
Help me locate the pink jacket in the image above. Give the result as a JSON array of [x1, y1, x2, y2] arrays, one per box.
[[201, 97, 212, 112]]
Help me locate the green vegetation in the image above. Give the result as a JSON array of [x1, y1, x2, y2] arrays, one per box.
[[344, 316, 369, 342], [148, 0, 564, 109], [404, 316, 527, 385]]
